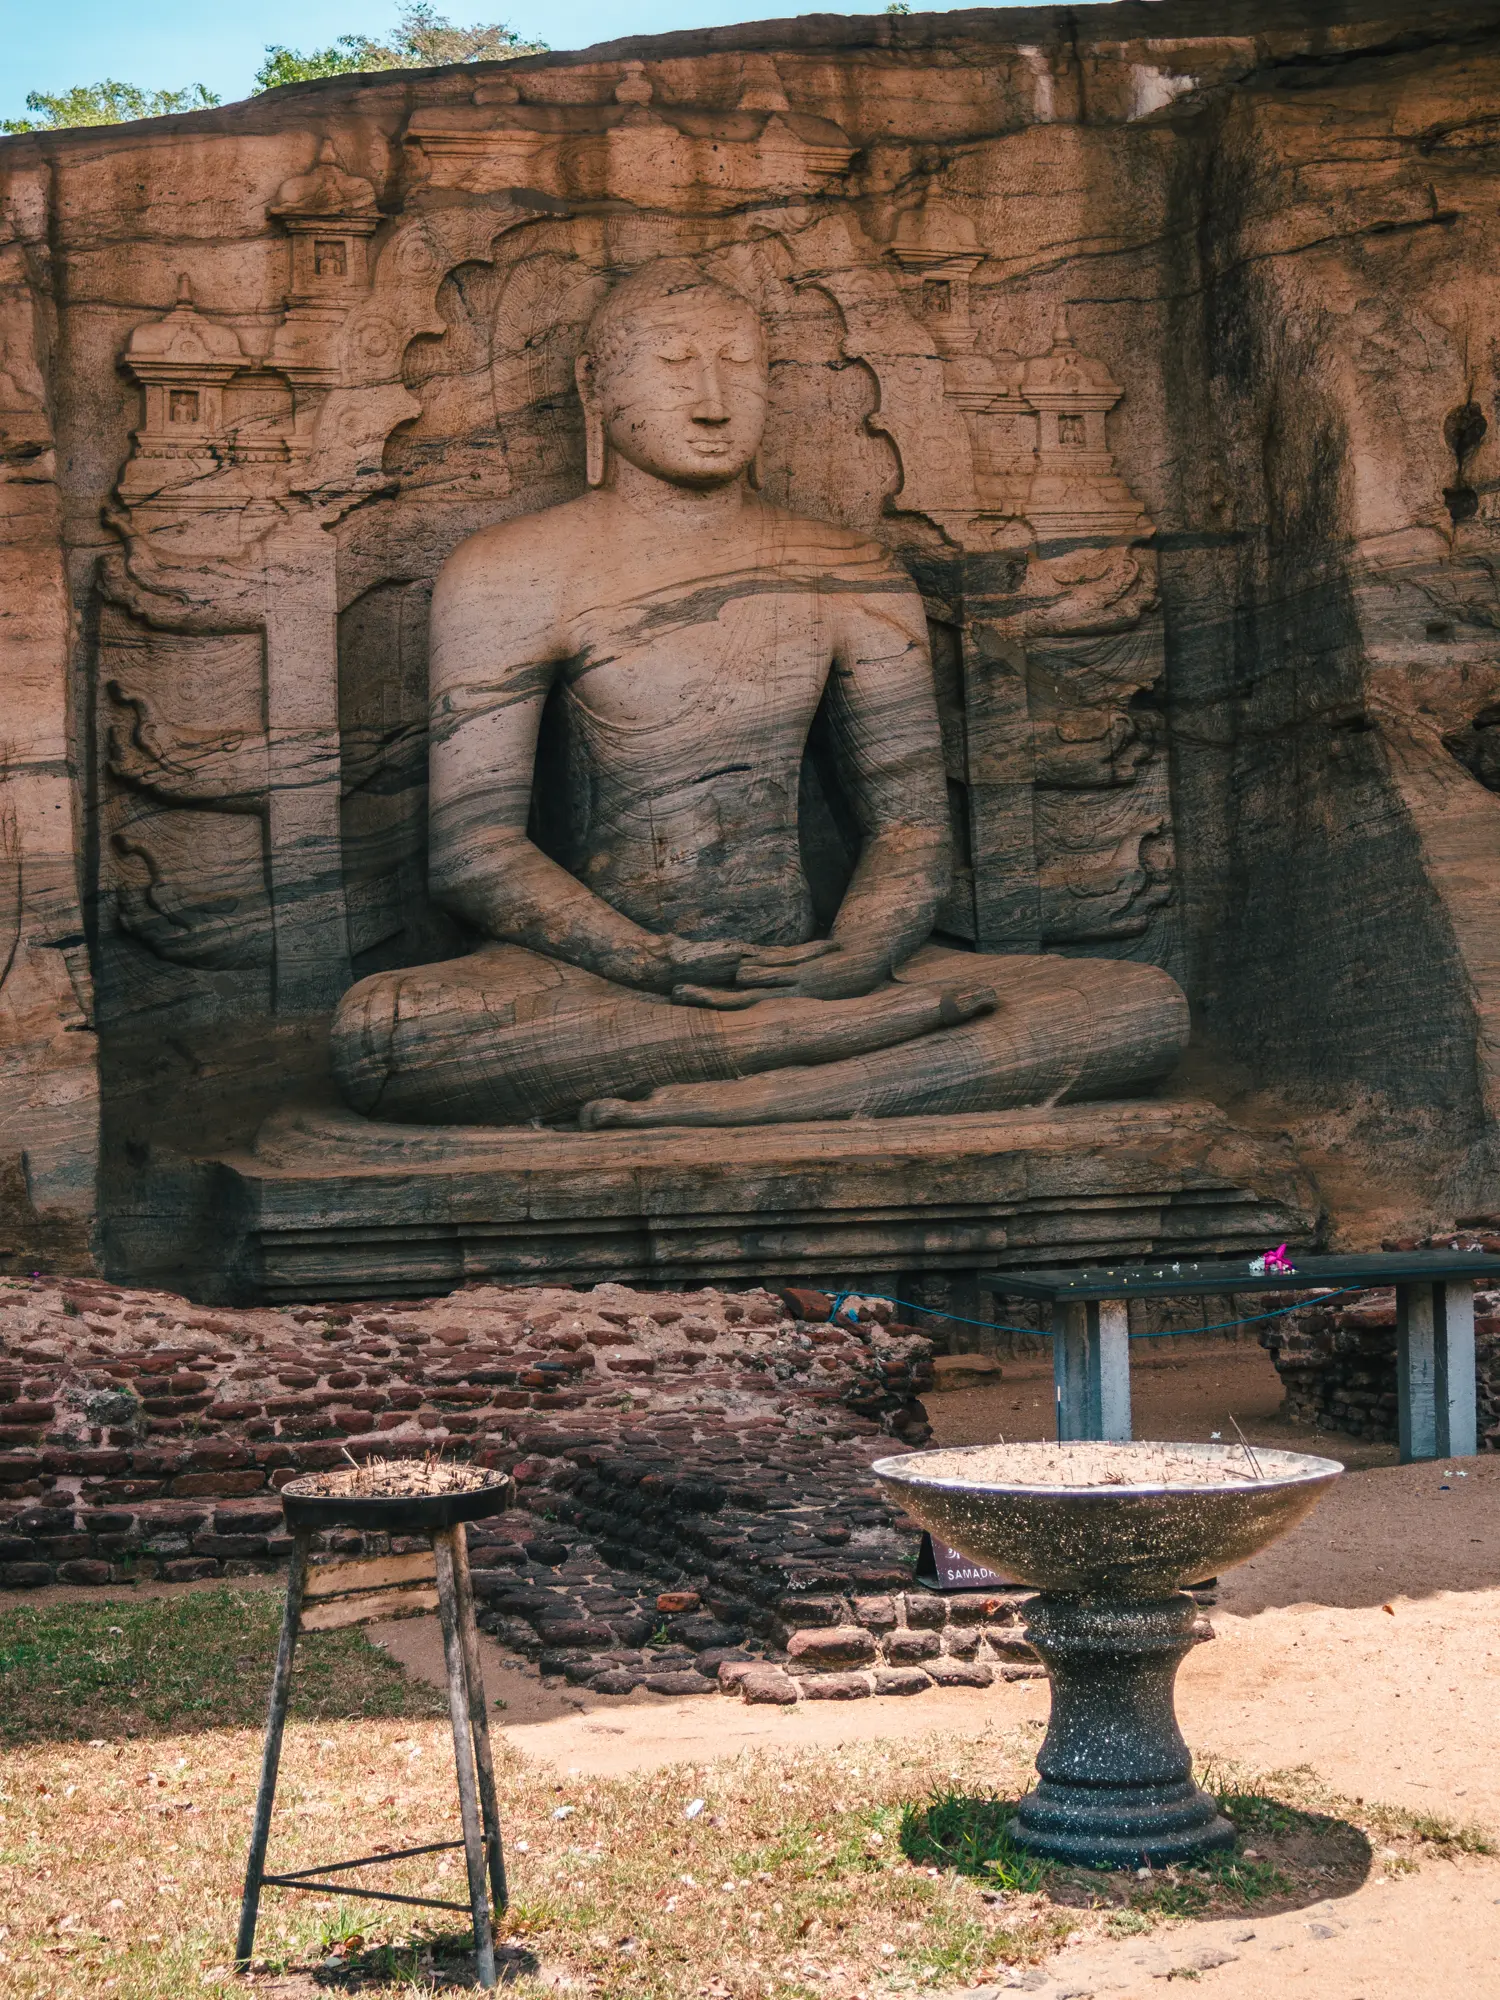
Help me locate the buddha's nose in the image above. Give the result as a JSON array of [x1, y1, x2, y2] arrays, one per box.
[[689, 357, 729, 423]]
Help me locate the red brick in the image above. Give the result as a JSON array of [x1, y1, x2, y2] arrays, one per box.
[[656, 1590, 700, 1614], [83, 1478, 165, 1501], [169, 1470, 266, 1497], [193, 1532, 268, 1558], [1, 1561, 53, 1587], [56, 1559, 112, 1585], [5, 1401, 54, 1423], [162, 1558, 220, 1581], [43, 1449, 131, 1475], [0, 1426, 44, 1446], [775, 1287, 832, 1321], [786, 1626, 877, 1666], [884, 1629, 941, 1664], [327, 1408, 376, 1434], [179, 1443, 251, 1472], [740, 1667, 799, 1705]]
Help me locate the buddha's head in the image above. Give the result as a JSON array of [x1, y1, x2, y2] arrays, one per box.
[[575, 259, 768, 490]]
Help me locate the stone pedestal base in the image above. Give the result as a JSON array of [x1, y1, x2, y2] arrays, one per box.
[[1011, 1594, 1236, 1868], [106, 1096, 1316, 1304]]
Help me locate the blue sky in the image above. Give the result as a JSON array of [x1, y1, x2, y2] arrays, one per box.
[[1, 2, 959, 127]]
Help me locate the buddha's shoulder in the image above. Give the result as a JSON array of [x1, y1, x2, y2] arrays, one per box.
[[435, 498, 598, 598], [757, 503, 912, 579]]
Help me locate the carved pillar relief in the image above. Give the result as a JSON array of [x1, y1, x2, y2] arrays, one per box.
[[104, 146, 396, 1014], [868, 261, 1176, 964]]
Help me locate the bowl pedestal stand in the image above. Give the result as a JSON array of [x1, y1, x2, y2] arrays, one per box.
[[1011, 1595, 1236, 1867]]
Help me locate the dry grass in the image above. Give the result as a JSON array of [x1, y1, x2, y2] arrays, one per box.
[[0, 1599, 1491, 1999]]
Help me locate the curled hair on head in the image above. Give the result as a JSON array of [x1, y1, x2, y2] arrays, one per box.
[[578, 257, 761, 375]]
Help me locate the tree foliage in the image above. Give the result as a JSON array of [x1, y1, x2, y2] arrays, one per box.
[[2, 80, 219, 135], [256, 5, 547, 92], [0, 8, 545, 135]]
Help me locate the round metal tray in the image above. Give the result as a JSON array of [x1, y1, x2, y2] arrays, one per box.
[[278, 1471, 514, 1535]]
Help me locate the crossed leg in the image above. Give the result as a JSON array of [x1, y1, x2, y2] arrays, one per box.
[[330, 942, 997, 1126], [579, 948, 1190, 1128]]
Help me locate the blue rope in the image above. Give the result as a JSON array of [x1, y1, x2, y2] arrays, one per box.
[[824, 1285, 1365, 1341]]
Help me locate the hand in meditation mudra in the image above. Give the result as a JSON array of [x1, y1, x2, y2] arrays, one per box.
[[332, 260, 1188, 1129]]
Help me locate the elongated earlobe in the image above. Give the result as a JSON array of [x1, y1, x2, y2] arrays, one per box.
[[576, 352, 607, 489], [748, 448, 762, 491], [584, 406, 607, 488]]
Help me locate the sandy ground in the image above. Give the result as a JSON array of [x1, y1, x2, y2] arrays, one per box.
[[11, 1341, 1498, 1998], [367, 1438, 1500, 2000]]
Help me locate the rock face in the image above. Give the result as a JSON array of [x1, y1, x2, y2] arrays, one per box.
[[5, 2, 1500, 1285]]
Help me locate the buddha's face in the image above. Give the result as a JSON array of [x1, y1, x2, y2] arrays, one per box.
[[579, 286, 768, 489]]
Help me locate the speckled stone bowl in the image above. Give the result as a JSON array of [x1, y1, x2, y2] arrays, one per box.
[[871, 1440, 1343, 1598], [871, 1441, 1343, 1868]]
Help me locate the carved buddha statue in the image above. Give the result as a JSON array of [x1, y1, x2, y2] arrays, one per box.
[[330, 259, 1188, 1128]]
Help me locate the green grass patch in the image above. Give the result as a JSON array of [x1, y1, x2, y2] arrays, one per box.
[[900, 1787, 1049, 1892], [0, 1589, 445, 1745]]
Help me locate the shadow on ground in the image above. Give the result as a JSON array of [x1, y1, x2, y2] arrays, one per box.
[[900, 1781, 1374, 1924]]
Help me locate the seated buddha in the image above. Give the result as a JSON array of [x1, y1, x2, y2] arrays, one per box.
[[330, 259, 1188, 1129]]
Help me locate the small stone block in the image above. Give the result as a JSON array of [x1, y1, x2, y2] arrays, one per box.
[[925, 1658, 994, 1688], [795, 1672, 871, 1700], [162, 1557, 220, 1581], [55, 1559, 112, 1585], [901, 1593, 948, 1630], [872, 1666, 932, 1696], [739, 1667, 799, 1705], [786, 1625, 876, 1666], [930, 1354, 1005, 1390], [947, 1591, 1022, 1626], [775, 1594, 846, 1627], [999, 1663, 1047, 1681], [589, 1669, 639, 1694], [643, 1669, 716, 1696], [656, 1589, 700, 1613], [851, 1594, 897, 1630], [884, 1628, 942, 1663]]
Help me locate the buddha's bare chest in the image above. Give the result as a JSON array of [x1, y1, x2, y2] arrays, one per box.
[[560, 578, 829, 758]]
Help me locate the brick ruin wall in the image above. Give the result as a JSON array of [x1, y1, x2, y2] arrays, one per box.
[[1261, 1228, 1500, 1448], [0, 1274, 1059, 1704]]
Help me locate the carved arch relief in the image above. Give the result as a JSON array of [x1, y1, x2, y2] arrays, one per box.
[[103, 90, 1179, 1014]]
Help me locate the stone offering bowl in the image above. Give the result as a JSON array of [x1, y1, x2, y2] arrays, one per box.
[[873, 1441, 1342, 1868]]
